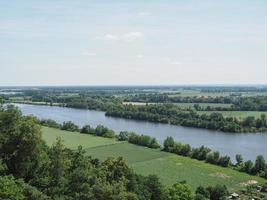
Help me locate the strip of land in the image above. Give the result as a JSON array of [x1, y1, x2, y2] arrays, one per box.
[[42, 127, 265, 191]]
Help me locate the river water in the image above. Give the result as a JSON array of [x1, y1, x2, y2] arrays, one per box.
[[15, 103, 267, 161]]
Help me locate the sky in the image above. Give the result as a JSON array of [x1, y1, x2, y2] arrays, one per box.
[[0, 0, 266, 86]]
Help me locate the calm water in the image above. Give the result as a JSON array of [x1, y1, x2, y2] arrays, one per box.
[[15, 103, 267, 161]]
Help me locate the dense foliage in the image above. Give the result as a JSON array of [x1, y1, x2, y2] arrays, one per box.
[[106, 104, 267, 133], [117, 131, 160, 149]]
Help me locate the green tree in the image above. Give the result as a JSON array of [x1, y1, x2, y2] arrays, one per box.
[[80, 125, 95, 134], [0, 176, 25, 200], [48, 138, 70, 197], [235, 154, 243, 166], [0, 112, 44, 180], [163, 136, 175, 151], [254, 155, 266, 173], [166, 182, 194, 200], [145, 175, 166, 200], [243, 160, 254, 174], [206, 185, 228, 200], [61, 121, 79, 132]]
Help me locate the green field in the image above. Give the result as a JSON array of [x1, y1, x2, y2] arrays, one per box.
[[198, 111, 267, 119], [123, 102, 232, 109], [42, 127, 265, 191], [173, 103, 233, 109], [42, 127, 119, 149]]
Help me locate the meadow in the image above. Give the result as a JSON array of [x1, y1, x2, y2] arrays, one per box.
[[42, 127, 266, 191]]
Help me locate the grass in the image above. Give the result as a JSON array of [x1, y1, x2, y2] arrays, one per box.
[[42, 127, 266, 191], [85, 142, 170, 164], [198, 111, 267, 119], [133, 155, 264, 190], [42, 127, 119, 149]]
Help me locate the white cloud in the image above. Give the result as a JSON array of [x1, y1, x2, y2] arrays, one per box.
[[95, 32, 144, 42], [81, 52, 97, 56], [136, 54, 144, 58]]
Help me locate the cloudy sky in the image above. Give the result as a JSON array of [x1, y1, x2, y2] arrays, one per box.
[[0, 0, 266, 86]]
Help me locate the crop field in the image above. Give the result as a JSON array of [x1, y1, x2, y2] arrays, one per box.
[[198, 111, 267, 119], [42, 127, 119, 149], [42, 127, 265, 191]]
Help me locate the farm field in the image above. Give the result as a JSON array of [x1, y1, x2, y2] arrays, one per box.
[[198, 111, 267, 119], [42, 127, 265, 191], [173, 103, 232, 109], [123, 102, 232, 109], [42, 127, 119, 149]]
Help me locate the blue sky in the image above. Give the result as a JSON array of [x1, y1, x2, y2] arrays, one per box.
[[0, 0, 266, 85]]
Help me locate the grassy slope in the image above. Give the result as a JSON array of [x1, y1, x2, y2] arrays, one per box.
[[42, 127, 265, 191]]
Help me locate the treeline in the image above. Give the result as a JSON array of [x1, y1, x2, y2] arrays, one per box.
[[124, 94, 267, 111], [117, 131, 160, 149], [163, 137, 267, 179], [106, 104, 267, 133], [123, 94, 233, 104], [40, 119, 116, 138], [0, 104, 233, 200]]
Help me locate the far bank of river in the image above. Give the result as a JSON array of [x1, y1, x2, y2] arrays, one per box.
[[14, 103, 267, 161]]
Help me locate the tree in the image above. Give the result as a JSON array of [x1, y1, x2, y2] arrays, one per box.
[[0, 105, 22, 135], [163, 136, 175, 151], [243, 160, 254, 174], [0, 114, 44, 180], [206, 185, 228, 200], [235, 154, 243, 166], [48, 138, 70, 197], [117, 131, 131, 141], [61, 121, 79, 132], [0, 176, 24, 200], [149, 138, 161, 149], [80, 125, 95, 134], [145, 175, 165, 200], [218, 156, 231, 167], [166, 182, 194, 200], [195, 186, 209, 199], [254, 155, 266, 174]]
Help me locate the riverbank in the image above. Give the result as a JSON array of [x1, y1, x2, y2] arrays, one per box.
[[15, 103, 267, 161], [10, 100, 267, 133]]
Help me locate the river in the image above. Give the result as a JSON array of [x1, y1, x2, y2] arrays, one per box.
[[15, 103, 267, 161]]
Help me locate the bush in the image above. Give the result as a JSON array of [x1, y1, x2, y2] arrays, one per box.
[[40, 119, 61, 129], [61, 121, 79, 132], [80, 125, 95, 134]]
